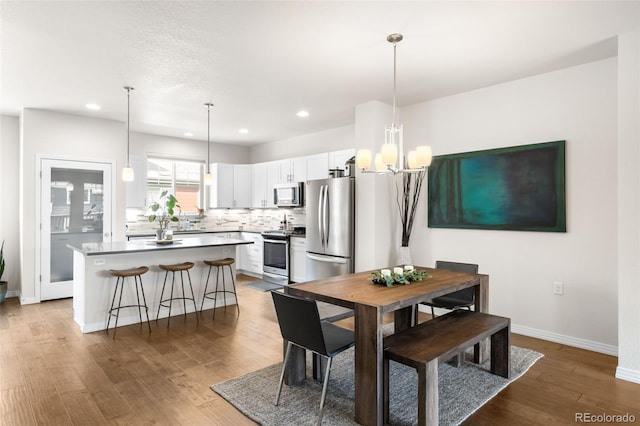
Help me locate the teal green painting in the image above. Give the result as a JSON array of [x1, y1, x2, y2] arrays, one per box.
[[428, 140, 566, 232]]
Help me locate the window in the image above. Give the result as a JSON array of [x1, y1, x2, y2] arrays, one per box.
[[146, 157, 204, 214]]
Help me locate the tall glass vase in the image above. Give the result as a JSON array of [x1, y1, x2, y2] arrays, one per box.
[[397, 245, 412, 266]]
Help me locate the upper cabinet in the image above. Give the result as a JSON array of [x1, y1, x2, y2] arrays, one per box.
[[252, 161, 279, 208], [279, 157, 307, 184], [233, 164, 253, 208], [328, 148, 356, 172], [125, 156, 147, 208], [209, 163, 234, 208], [305, 153, 329, 181], [209, 163, 253, 208]]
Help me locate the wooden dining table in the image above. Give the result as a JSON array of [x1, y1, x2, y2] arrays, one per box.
[[286, 266, 489, 426]]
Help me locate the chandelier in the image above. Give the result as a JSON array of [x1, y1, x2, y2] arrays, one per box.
[[356, 34, 432, 174]]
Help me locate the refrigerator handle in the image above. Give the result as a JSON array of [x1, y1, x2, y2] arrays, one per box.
[[323, 184, 329, 246], [318, 185, 324, 247], [306, 253, 349, 264]]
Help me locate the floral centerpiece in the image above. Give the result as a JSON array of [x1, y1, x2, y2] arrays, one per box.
[[371, 265, 430, 287]]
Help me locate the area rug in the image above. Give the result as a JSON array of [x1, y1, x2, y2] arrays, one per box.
[[212, 345, 543, 425], [243, 281, 285, 292]]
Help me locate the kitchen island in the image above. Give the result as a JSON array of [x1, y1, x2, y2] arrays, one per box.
[[68, 236, 252, 333]]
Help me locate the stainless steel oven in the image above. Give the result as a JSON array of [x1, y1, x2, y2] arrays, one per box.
[[262, 232, 290, 285]]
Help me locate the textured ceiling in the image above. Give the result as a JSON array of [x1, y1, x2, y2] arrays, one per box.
[[1, 1, 638, 146]]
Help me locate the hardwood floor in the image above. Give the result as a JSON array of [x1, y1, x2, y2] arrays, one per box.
[[1, 274, 638, 425]]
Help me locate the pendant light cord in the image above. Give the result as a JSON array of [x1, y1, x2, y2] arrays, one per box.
[[124, 86, 134, 167], [392, 41, 397, 127], [205, 103, 213, 174]]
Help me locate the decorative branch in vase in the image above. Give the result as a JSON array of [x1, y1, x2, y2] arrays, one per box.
[[396, 168, 427, 264]]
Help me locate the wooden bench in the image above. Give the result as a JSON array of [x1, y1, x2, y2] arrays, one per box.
[[383, 310, 510, 426]]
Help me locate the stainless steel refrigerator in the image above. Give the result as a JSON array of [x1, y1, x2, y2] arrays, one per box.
[[306, 176, 355, 280]]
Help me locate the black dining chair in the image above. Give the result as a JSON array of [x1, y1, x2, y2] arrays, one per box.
[[420, 260, 479, 319], [271, 291, 355, 426]]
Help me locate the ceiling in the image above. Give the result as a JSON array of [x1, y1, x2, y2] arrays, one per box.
[[1, 1, 638, 147]]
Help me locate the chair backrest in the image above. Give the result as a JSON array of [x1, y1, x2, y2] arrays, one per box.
[[271, 291, 328, 356], [435, 260, 479, 301]]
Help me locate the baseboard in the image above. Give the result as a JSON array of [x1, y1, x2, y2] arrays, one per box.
[[5, 290, 20, 298], [420, 305, 619, 356], [615, 366, 640, 384], [19, 295, 40, 305], [511, 324, 618, 356]]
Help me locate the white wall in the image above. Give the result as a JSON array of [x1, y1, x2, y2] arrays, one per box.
[[0, 115, 21, 296], [132, 132, 250, 165], [616, 28, 640, 383], [250, 125, 354, 163], [402, 58, 618, 352]]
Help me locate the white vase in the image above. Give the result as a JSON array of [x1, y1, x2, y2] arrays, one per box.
[[397, 246, 412, 266]]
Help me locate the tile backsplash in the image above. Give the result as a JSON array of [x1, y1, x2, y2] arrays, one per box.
[[126, 208, 306, 234]]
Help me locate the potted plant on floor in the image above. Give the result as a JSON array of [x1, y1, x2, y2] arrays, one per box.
[[148, 190, 180, 240], [0, 241, 7, 303]]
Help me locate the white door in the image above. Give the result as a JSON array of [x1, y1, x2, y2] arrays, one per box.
[[40, 159, 113, 301]]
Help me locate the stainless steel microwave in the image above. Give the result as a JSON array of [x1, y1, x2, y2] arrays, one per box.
[[274, 182, 304, 207]]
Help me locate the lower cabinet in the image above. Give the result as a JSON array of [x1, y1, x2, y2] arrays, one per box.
[[290, 236, 306, 283], [238, 232, 263, 276]]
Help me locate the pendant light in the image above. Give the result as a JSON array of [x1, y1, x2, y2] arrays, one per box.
[[203, 103, 214, 186], [356, 34, 432, 174], [122, 86, 135, 182]]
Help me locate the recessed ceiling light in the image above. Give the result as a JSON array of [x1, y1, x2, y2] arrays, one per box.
[[85, 103, 101, 110], [238, 128, 249, 134], [184, 132, 194, 137], [296, 110, 309, 118]]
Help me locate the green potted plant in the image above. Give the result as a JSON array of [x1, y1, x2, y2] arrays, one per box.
[[148, 190, 180, 240], [0, 241, 7, 303]]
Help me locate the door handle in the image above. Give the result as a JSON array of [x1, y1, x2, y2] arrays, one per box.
[[103, 232, 111, 237], [306, 253, 349, 264]]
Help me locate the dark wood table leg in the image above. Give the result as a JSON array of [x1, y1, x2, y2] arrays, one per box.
[[354, 303, 383, 426], [394, 305, 414, 333], [283, 341, 307, 385]]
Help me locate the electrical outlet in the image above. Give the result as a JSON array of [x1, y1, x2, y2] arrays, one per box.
[[553, 281, 563, 295]]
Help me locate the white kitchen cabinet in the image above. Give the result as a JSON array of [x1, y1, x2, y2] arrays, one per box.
[[125, 156, 147, 208], [238, 232, 263, 277], [233, 164, 253, 208], [210, 164, 253, 208], [305, 153, 329, 181], [328, 148, 356, 171], [209, 163, 234, 208], [279, 157, 306, 183], [290, 236, 307, 283], [252, 161, 279, 208]]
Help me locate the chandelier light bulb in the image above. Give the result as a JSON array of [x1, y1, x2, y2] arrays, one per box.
[[381, 143, 398, 166], [356, 149, 372, 170], [407, 151, 418, 169], [416, 146, 433, 167]]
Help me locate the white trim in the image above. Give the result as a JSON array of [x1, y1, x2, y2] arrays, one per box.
[[5, 290, 20, 298], [511, 324, 618, 356], [20, 296, 39, 305], [615, 366, 640, 384], [35, 154, 115, 303]]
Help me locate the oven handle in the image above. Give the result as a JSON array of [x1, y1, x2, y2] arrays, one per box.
[[263, 239, 288, 244]]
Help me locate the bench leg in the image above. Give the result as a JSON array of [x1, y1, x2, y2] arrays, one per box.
[[491, 325, 510, 378], [417, 360, 438, 426]]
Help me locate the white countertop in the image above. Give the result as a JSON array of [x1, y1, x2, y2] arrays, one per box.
[[68, 236, 252, 256]]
